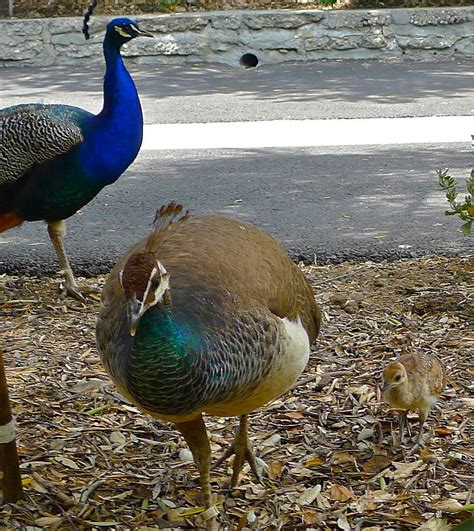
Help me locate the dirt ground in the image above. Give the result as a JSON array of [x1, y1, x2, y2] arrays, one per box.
[[1, 255, 472, 529], [2, 0, 474, 19]]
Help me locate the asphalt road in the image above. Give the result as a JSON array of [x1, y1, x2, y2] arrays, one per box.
[[2, 60, 474, 123], [1, 60, 473, 276]]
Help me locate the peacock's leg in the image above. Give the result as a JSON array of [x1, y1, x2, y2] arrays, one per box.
[[47, 220, 84, 302], [215, 414, 262, 489], [175, 415, 218, 531]]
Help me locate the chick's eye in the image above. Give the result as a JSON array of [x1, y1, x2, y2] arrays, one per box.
[[395, 375, 401, 381]]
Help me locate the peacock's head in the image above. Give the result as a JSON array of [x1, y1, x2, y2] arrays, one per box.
[[107, 18, 154, 47], [120, 253, 169, 337], [381, 361, 407, 393]]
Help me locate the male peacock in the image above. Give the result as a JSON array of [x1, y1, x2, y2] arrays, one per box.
[[0, 1, 153, 300], [96, 203, 321, 530]]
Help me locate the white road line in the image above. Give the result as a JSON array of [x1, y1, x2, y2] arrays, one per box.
[[142, 115, 473, 151]]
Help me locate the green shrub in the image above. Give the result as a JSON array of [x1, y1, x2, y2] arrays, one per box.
[[437, 168, 474, 236]]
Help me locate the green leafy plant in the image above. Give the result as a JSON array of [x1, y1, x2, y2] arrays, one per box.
[[437, 168, 474, 236]]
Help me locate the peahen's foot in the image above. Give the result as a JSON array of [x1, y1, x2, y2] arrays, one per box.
[[214, 414, 263, 489], [175, 415, 219, 531]]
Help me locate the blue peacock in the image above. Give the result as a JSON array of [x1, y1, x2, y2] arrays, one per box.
[[0, 1, 153, 300]]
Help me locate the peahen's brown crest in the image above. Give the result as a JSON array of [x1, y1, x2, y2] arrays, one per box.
[[144, 202, 190, 253]]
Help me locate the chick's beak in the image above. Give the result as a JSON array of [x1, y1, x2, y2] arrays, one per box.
[[382, 381, 392, 393]]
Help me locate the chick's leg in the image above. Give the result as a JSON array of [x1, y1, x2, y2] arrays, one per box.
[[175, 415, 218, 531], [406, 411, 429, 456], [398, 410, 408, 445], [215, 414, 262, 489], [416, 411, 428, 446], [47, 220, 84, 302]]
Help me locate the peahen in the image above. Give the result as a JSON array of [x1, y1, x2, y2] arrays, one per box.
[[0, 1, 153, 300], [96, 202, 321, 530]]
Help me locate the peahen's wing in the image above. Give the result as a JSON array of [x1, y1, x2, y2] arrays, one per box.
[[0, 107, 84, 186]]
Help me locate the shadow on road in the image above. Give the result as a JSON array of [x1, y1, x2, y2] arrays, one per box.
[[2, 61, 473, 106]]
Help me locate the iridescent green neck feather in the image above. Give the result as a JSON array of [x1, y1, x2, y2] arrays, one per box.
[[127, 306, 205, 415]]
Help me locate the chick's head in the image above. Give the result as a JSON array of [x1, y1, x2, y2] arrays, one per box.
[[382, 361, 407, 393]]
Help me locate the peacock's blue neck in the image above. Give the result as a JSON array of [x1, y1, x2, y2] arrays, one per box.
[[101, 40, 140, 119], [81, 39, 144, 185]]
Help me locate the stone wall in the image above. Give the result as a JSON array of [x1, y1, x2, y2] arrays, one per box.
[[0, 7, 472, 67]]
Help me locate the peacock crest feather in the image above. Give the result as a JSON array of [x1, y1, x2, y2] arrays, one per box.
[[82, 0, 99, 40]]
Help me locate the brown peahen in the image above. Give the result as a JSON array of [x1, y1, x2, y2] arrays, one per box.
[[0, 2, 153, 300], [96, 202, 321, 529]]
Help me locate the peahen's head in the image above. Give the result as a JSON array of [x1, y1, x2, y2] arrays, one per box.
[[106, 18, 154, 48], [120, 253, 170, 336]]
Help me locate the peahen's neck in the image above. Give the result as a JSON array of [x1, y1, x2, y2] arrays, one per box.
[[128, 306, 205, 415], [84, 39, 144, 184]]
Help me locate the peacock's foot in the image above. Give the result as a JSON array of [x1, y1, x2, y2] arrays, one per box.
[[59, 279, 101, 303]]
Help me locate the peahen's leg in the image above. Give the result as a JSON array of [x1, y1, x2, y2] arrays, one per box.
[[214, 414, 262, 489], [175, 415, 218, 531], [47, 220, 84, 302]]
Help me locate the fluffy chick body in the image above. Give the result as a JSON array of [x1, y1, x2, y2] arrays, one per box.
[[382, 353, 446, 447]]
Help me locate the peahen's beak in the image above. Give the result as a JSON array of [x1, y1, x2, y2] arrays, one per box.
[[128, 298, 144, 337]]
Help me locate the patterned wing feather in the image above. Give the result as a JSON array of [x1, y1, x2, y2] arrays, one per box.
[[0, 109, 84, 186]]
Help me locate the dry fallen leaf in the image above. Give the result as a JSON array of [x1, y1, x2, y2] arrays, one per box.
[[330, 484, 355, 502], [417, 517, 451, 531], [389, 460, 425, 479], [429, 499, 464, 513], [34, 516, 63, 526], [297, 485, 322, 506]]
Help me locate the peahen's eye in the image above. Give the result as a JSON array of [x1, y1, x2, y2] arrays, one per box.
[[150, 279, 160, 291]]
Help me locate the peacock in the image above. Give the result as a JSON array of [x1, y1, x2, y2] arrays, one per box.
[[0, 1, 153, 300], [96, 202, 321, 530]]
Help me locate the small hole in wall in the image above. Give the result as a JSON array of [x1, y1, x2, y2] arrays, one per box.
[[240, 53, 259, 68]]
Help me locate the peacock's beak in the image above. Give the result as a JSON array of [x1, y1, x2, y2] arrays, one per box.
[[136, 28, 155, 39]]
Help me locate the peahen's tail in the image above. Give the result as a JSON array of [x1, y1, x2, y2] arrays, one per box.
[[0, 211, 23, 232]]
